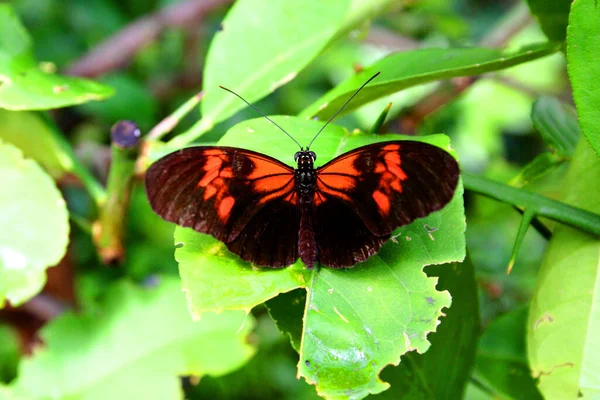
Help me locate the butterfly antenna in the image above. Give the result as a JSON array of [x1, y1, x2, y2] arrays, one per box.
[[219, 86, 303, 150], [307, 71, 381, 150]]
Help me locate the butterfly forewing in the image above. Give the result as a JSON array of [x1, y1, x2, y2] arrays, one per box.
[[312, 141, 459, 267], [145, 147, 300, 267]]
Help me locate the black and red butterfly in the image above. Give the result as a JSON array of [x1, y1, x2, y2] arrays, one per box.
[[145, 73, 459, 269]]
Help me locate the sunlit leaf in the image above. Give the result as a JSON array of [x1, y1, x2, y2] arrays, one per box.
[[175, 117, 465, 398], [300, 43, 560, 121], [10, 277, 255, 399], [528, 139, 600, 398], [199, 0, 350, 129], [567, 0, 600, 156], [0, 4, 113, 110], [0, 140, 69, 308]]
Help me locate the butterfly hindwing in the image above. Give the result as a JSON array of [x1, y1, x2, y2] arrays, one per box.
[[145, 146, 299, 267], [313, 141, 459, 266], [313, 194, 388, 268]]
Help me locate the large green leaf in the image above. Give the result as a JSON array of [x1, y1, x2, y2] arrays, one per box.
[[10, 277, 255, 399], [174, 117, 466, 398], [300, 43, 560, 121], [526, 0, 572, 42], [476, 306, 542, 400], [528, 139, 600, 398], [0, 140, 69, 308], [373, 256, 480, 399], [0, 4, 113, 110], [182, 0, 350, 143], [567, 0, 600, 156]]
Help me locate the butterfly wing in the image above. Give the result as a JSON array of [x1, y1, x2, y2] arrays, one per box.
[[314, 141, 459, 268], [145, 146, 299, 267]]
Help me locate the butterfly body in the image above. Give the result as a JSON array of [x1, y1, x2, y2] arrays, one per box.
[[145, 141, 459, 269]]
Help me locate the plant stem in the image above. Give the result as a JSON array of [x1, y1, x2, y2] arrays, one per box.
[[462, 171, 600, 236], [93, 121, 141, 264]]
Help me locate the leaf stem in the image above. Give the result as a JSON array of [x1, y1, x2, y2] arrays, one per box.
[[92, 121, 141, 264], [462, 171, 600, 236]]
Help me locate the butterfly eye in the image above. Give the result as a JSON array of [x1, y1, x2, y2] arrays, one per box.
[[294, 152, 301, 162], [309, 151, 316, 161]]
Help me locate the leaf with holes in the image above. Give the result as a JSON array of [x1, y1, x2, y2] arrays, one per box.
[[174, 116, 466, 398], [0, 140, 69, 308], [0, 4, 113, 110]]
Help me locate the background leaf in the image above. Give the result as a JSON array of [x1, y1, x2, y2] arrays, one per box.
[[528, 138, 600, 398], [0, 110, 75, 179], [0, 324, 20, 384], [476, 306, 542, 400], [0, 140, 69, 308], [10, 277, 255, 400], [300, 43, 560, 121], [197, 0, 350, 131], [0, 4, 113, 110], [526, 0, 572, 42], [175, 116, 465, 398], [567, 0, 600, 156], [531, 96, 580, 157]]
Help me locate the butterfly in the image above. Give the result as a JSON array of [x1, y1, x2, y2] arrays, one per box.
[[145, 73, 459, 269]]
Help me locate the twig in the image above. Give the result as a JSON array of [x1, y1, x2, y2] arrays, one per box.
[[393, 1, 533, 133], [20, 293, 68, 321], [462, 172, 600, 236], [67, 0, 233, 77]]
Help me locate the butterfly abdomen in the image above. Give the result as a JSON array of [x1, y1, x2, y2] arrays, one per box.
[[299, 202, 317, 269]]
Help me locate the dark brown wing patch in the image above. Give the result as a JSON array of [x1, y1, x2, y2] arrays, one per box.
[[145, 147, 297, 260], [313, 141, 459, 267]]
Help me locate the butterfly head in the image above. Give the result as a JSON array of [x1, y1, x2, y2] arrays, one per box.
[[294, 150, 316, 169]]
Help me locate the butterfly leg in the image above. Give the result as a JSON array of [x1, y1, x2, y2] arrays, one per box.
[[298, 202, 317, 269]]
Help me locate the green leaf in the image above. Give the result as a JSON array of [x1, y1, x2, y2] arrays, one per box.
[[175, 116, 466, 398], [0, 4, 113, 110], [528, 138, 600, 398], [195, 0, 350, 133], [0, 324, 20, 383], [531, 96, 580, 157], [77, 74, 158, 132], [10, 277, 255, 399], [476, 306, 542, 400], [0, 140, 69, 308], [509, 152, 564, 188], [526, 0, 572, 42], [374, 256, 480, 399], [0, 110, 74, 179], [567, 0, 600, 156], [300, 43, 560, 121]]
